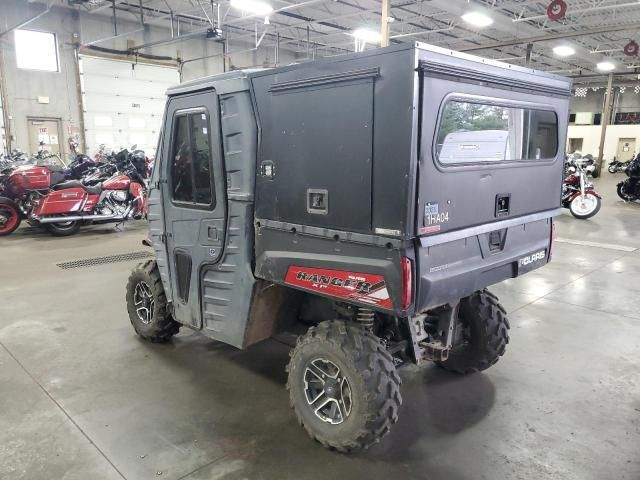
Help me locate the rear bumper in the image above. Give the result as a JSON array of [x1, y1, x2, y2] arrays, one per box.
[[413, 209, 559, 313]]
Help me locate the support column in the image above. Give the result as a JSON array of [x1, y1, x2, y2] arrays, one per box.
[[380, 0, 390, 48], [597, 73, 614, 169], [0, 47, 12, 152]]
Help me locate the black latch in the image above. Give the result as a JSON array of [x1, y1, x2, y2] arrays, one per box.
[[260, 160, 275, 179], [307, 189, 328, 215], [495, 193, 511, 217]]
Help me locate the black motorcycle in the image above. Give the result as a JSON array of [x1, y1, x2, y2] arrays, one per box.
[[617, 155, 640, 201], [609, 158, 633, 174]]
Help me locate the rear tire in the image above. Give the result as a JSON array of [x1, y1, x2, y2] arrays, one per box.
[[436, 289, 510, 374], [287, 320, 401, 452], [126, 259, 180, 342], [0, 203, 21, 236], [46, 220, 81, 236]]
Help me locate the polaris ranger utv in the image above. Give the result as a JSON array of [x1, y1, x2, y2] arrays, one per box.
[[126, 42, 569, 452]]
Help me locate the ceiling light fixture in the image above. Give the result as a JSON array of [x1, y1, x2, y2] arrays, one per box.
[[352, 28, 382, 43], [230, 0, 273, 16], [553, 45, 575, 57], [597, 61, 615, 71], [461, 11, 493, 28]]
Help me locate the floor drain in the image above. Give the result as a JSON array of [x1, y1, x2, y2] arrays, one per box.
[[56, 251, 154, 269]]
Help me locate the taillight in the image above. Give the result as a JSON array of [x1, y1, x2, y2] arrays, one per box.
[[548, 220, 556, 262], [401, 256, 413, 310]]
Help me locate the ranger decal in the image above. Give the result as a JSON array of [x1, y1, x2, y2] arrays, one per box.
[[284, 267, 393, 309]]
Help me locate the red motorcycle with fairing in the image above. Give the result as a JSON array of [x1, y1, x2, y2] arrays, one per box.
[[0, 154, 95, 236], [29, 150, 147, 236]]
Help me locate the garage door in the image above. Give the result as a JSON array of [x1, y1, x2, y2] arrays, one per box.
[[80, 56, 179, 157]]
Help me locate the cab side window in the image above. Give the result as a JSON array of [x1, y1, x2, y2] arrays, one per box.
[[170, 111, 214, 207]]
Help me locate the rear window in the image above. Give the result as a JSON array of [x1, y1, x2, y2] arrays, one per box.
[[435, 100, 558, 165]]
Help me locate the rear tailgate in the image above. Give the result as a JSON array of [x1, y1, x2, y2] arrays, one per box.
[[412, 46, 569, 311]]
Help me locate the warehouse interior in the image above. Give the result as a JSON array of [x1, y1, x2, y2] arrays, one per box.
[[1, 1, 639, 479]]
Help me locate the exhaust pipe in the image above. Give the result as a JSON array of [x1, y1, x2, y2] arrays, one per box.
[[33, 205, 135, 224], [35, 213, 122, 224]]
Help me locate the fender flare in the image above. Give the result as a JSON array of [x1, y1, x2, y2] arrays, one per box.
[[568, 189, 602, 201]]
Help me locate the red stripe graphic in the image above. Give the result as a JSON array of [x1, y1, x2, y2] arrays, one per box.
[[284, 266, 393, 309]]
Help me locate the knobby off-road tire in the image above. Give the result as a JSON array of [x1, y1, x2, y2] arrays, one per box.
[[437, 289, 510, 374], [126, 259, 180, 342], [287, 320, 402, 453]]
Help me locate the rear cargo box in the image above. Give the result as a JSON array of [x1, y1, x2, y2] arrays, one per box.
[[251, 43, 570, 240], [250, 42, 570, 314]]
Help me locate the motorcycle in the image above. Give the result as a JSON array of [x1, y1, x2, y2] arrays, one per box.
[[0, 154, 96, 236], [608, 157, 633, 174], [29, 151, 148, 236], [562, 157, 602, 219], [616, 155, 640, 202]]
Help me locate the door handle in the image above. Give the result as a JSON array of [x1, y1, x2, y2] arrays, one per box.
[[207, 226, 218, 240]]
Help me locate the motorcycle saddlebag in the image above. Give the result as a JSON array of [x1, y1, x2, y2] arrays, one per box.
[[33, 188, 88, 216]]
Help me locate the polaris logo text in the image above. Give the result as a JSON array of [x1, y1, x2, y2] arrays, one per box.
[[519, 250, 546, 266], [295, 271, 374, 293]]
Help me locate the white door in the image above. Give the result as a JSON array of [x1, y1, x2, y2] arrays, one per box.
[[79, 56, 179, 158]]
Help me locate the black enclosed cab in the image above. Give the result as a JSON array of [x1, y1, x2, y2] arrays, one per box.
[[126, 42, 569, 451]]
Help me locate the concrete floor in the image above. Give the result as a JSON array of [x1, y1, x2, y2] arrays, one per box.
[[1, 173, 639, 480]]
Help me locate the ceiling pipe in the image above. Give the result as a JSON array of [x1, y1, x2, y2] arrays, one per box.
[[460, 23, 640, 51], [513, 1, 640, 22], [128, 28, 209, 51]]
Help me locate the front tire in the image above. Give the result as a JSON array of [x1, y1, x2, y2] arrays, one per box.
[[569, 192, 601, 219], [126, 259, 180, 342], [46, 220, 81, 236], [617, 182, 633, 201], [287, 321, 401, 452], [0, 203, 21, 236], [437, 289, 510, 374]]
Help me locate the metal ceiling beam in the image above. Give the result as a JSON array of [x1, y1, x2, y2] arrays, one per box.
[[513, 1, 640, 23], [0, 2, 53, 37], [460, 24, 640, 52]]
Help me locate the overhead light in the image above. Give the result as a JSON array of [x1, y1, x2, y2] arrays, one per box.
[[352, 28, 382, 44], [597, 61, 615, 71], [553, 45, 575, 57], [387, 16, 396, 23], [230, 0, 273, 16], [461, 11, 493, 28]]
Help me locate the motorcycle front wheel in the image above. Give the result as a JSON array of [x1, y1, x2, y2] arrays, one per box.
[[569, 193, 601, 219], [617, 183, 633, 201], [608, 165, 617, 174]]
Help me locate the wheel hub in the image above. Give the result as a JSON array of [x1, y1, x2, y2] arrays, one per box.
[[572, 194, 597, 215], [303, 358, 352, 425], [133, 281, 155, 325]]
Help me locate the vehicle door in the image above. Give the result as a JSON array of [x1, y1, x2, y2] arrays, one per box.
[[161, 90, 226, 328]]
